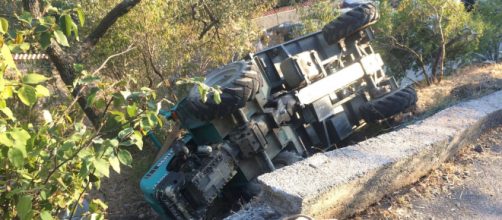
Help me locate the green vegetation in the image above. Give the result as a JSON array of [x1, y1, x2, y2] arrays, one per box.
[[373, 0, 484, 84], [0, 4, 161, 219], [298, 0, 341, 35], [81, 0, 273, 99], [0, 0, 272, 219], [476, 0, 502, 62]]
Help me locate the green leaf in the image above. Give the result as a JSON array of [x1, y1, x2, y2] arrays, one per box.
[[19, 43, 30, 52], [35, 85, 50, 97], [86, 87, 99, 106], [16, 195, 33, 220], [60, 141, 76, 158], [11, 128, 31, 156], [46, 6, 59, 14], [22, 73, 48, 84], [78, 148, 93, 159], [93, 158, 110, 178], [0, 73, 4, 92], [94, 98, 106, 109], [132, 131, 143, 150], [39, 191, 47, 200], [2, 85, 13, 99], [110, 111, 126, 123], [109, 156, 120, 174], [17, 85, 37, 106], [76, 8, 85, 27], [63, 15, 72, 36], [126, 103, 137, 117], [117, 149, 132, 167], [39, 32, 51, 50], [53, 30, 69, 47], [0, 17, 8, 34], [118, 128, 134, 140], [139, 117, 151, 132], [15, 33, 25, 44], [40, 210, 53, 220], [18, 12, 33, 25], [1, 44, 17, 71], [103, 139, 119, 148], [0, 132, 14, 147], [201, 88, 208, 103], [73, 63, 84, 73], [112, 92, 125, 107], [89, 199, 108, 213], [8, 148, 24, 168], [213, 91, 222, 104], [70, 19, 79, 41], [0, 107, 15, 120]]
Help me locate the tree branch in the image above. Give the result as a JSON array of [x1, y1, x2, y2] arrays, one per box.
[[46, 43, 100, 127], [92, 44, 136, 75], [387, 36, 431, 85], [81, 0, 142, 55]]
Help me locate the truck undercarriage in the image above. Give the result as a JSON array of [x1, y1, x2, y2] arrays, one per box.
[[140, 3, 417, 219]]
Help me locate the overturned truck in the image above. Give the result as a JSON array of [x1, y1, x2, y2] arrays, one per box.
[[140, 3, 417, 219]]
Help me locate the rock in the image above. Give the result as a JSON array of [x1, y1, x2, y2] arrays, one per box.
[[473, 145, 483, 153]]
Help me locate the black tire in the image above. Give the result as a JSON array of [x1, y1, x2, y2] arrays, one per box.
[[180, 61, 261, 121], [359, 86, 417, 123], [322, 3, 379, 45], [272, 151, 303, 169]]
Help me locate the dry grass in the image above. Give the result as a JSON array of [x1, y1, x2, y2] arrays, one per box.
[[414, 63, 502, 118]]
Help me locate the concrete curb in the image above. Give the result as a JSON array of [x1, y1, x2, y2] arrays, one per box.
[[228, 90, 502, 219]]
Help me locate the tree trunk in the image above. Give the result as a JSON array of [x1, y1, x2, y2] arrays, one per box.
[[431, 48, 441, 83], [23, 0, 41, 18], [23, 0, 143, 129], [418, 58, 431, 86], [438, 42, 446, 83], [495, 40, 500, 62]]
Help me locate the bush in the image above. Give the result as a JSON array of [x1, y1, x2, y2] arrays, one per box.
[[373, 0, 484, 84]]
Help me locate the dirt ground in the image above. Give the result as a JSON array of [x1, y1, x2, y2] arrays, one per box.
[[354, 124, 502, 220], [93, 63, 502, 219], [89, 144, 161, 220]]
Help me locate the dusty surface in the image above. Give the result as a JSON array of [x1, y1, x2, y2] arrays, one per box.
[[356, 124, 502, 220]]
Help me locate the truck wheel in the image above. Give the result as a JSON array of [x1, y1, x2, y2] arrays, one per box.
[[359, 86, 417, 123], [182, 61, 261, 121], [322, 3, 379, 45], [272, 151, 303, 169]]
